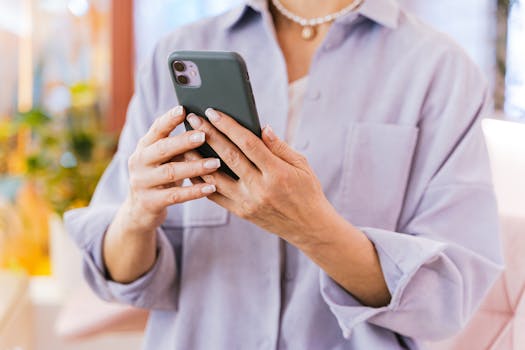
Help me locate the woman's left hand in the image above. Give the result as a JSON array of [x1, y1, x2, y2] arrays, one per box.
[[184, 108, 338, 247]]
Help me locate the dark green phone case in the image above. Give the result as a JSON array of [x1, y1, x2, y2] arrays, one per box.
[[168, 51, 261, 179]]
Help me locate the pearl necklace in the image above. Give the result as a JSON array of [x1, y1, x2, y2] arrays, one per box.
[[271, 0, 365, 40]]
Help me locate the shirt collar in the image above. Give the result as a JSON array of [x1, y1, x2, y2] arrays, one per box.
[[351, 0, 400, 29], [223, 0, 400, 30], [221, 0, 266, 29]]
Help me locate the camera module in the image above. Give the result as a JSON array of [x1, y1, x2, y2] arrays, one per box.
[[173, 61, 186, 72], [177, 75, 189, 85]]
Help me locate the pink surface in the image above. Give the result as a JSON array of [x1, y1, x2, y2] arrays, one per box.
[[427, 215, 525, 350], [55, 283, 148, 340]]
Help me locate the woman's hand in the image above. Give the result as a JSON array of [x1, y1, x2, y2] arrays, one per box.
[[184, 108, 337, 247], [103, 106, 221, 283], [185, 108, 391, 307], [124, 105, 221, 235]]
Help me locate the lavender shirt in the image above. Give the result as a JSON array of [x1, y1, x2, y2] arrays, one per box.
[[64, 0, 503, 348]]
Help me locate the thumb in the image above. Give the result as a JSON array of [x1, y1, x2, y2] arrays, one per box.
[[262, 125, 303, 165]]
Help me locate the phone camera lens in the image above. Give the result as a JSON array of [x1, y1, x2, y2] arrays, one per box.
[[174, 61, 186, 72], [177, 75, 189, 85]]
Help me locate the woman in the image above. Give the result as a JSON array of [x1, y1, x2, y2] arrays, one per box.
[[65, 0, 503, 348]]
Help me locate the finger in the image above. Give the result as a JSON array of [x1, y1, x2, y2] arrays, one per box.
[[142, 158, 221, 188], [139, 105, 185, 148], [201, 172, 238, 199], [204, 108, 275, 170], [262, 124, 305, 166], [142, 130, 206, 165], [189, 176, 204, 185], [184, 150, 203, 161], [186, 113, 257, 180], [206, 192, 236, 213], [187, 152, 205, 184], [184, 152, 238, 198], [153, 183, 217, 208]]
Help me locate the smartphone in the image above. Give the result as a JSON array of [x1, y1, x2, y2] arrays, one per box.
[[168, 50, 261, 179]]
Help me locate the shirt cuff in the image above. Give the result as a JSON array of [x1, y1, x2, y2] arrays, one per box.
[[319, 227, 446, 339], [65, 207, 177, 310]]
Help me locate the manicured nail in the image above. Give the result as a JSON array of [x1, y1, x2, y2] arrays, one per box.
[[201, 184, 216, 194], [205, 108, 221, 122], [264, 124, 276, 141], [172, 105, 184, 118], [189, 132, 205, 143], [187, 113, 202, 128], [204, 158, 221, 169]]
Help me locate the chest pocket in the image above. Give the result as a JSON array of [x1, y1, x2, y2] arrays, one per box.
[[163, 192, 229, 229], [339, 122, 419, 231]]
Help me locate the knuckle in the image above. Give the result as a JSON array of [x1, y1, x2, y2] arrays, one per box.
[[223, 149, 241, 168], [168, 190, 181, 204], [274, 170, 289, 184], [163, 163, 178, 182], [191, 160, 204, 175], [240, 136, 258, 152], [191, 186, 203, 198], [239, 200, 257, 219], [257, 191, 272, 206], [155, 140, 168, 157]]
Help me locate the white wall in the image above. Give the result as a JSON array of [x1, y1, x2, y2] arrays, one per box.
[[401, 0, 497, 89], [505, 0, 525, 119]]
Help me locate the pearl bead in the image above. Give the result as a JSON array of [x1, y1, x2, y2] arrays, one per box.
[[301, 26, 316, 40]]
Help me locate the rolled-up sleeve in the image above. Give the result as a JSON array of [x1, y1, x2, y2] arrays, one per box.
[[64, 43, 180, 310], [320, 47, 504, 341], [64, 205, 177, 309]]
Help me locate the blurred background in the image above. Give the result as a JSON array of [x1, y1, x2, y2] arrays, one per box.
[[0, 0, 523, 349]]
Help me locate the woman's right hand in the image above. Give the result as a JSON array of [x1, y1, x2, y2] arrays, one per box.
[[103, 106, 220, 283], [124, 105, 221, 234]]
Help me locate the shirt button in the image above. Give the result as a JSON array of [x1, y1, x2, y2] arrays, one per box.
[[343, 328, 352, 338]]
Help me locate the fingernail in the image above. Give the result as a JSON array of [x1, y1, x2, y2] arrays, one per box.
[[172, 105, 184, 117], [204, 158, 221, 169], [205, 108, 221, 122], [201, 184, 216, 194], [189, 132, 205, 143], [264, 124, 276, 141], [187, 113, 202, 128]]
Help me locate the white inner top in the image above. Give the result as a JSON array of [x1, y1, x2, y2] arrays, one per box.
[[285, 76, 309, 143]]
